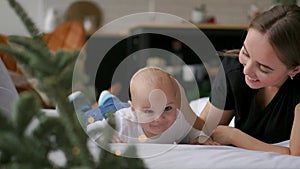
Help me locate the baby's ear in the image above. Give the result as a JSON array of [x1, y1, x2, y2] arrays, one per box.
[[128, 101, 135, 111], [171, 77, 181, 107], [131, 106, 137, 116]]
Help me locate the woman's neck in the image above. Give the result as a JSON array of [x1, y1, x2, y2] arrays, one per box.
[[256, 86, 279, 109]]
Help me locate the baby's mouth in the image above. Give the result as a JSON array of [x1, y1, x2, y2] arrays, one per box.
[[149, 122, 164, 129]]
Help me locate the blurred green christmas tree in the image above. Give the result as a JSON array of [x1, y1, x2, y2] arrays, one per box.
[[0, 0, 146, 168]]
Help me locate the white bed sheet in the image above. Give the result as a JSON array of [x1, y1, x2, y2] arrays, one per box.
[[110, 141, 300, 169], [42, 99, 300, 169], [41, 109, 300, 169]]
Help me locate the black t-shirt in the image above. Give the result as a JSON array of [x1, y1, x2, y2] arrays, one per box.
[[210, 57, 300, 143]]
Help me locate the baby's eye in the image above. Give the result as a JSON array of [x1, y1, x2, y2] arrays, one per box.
[[144, 110, 154, 114], [164, 106, 172, 112]]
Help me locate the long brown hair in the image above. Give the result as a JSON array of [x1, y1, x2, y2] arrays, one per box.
[[249, 4, 300, 69]]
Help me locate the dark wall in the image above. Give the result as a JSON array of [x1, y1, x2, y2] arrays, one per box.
[[86, 27, 247, 100]]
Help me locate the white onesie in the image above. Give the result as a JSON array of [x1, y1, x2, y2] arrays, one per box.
[[87, 107, 201, 144]]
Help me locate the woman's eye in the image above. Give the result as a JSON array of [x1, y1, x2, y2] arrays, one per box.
[[259, 65, 270, 74], [164, 106, 172, 112], [242, 50, 249, 58]]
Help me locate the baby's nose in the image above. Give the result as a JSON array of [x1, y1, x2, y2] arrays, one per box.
[[149, 89, 167, 117], [153, 113, 166, 123]]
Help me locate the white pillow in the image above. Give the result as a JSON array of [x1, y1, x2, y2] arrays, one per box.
[[189, 97, 209, 116], [0, 58, 19, 116]]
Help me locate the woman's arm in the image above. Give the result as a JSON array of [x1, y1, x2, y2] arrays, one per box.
[[212, 126, 290, 154], [212, 103, 300, 156], [290, 103, 300, 155], [199, 101, 234, 135]]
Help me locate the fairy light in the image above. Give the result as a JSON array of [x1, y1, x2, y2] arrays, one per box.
[[88, 117, 94, 124], [115, 150, 122, 156], [72, 146, 80, 155], [138, 134, 147, 142]]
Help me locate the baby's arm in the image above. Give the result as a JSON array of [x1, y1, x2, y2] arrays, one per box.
[[86, 111, 127, 143]]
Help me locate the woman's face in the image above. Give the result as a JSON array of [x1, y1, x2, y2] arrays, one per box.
[[239, 28, 290, 89]]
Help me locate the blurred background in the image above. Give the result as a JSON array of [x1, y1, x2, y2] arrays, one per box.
[[1, 0, 298, 101], [1, 0, 298, 36]]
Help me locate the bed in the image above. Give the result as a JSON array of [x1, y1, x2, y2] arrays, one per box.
[[86, 97, 300, 169], [20, 108, 300, 169], [107, 140, 300, 169], [41, 100, 300, 169]]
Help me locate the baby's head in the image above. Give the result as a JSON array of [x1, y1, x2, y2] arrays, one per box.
[[129, 67, 181, 138]]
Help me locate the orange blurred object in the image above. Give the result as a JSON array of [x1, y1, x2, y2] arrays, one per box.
[[0, 34, 22, 74], [0, 20, 86, 107], [44, 19, 86, 51]]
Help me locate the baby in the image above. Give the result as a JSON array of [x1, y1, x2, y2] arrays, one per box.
[[87, 67, 215, 144]]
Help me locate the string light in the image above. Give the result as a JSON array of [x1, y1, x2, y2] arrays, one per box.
[[88, 117, 94, 124], [115, 150, 122, 156], [138, 134, 147, 142], [72, 146, 81, 155]]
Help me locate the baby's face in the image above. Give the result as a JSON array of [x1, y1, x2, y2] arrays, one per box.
[[132, 87, 178, 138]]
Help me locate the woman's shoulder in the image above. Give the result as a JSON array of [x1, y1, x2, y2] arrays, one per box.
[[221, 56, 242, 73], [286, 74, 300, 89], [291, 74, 300, 96], [218, 56, 244, 84], [281, 74, 300, 104], [294, 73, 300, 83]]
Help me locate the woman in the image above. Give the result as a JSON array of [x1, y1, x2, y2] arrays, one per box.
[[200, 4, 300, 155]]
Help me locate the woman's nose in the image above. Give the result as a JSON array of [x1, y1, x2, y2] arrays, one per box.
[[243, 60, 255, 76]]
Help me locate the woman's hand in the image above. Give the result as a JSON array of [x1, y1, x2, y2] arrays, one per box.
[[211, 125, 238, 145]]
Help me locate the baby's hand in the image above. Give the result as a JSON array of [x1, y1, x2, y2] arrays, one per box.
[[111, 134, 126, 143], [190, 136, 220, 145], [199, 136, 220, 145]]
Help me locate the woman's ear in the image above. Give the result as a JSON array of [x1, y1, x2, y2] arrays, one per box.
[[294, 65, 300, 74], [290, 65, 300, 78]]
